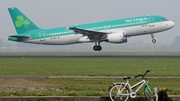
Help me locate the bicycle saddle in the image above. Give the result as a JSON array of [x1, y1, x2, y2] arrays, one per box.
[[123, 76, 131, 80]]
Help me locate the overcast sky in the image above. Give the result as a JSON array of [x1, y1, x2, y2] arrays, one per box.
[[0, 0, 179, 45]]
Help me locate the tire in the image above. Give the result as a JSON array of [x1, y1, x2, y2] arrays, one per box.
[[152, 39, 156, 43], [93, 45, 98, 51], [109, 84, 129, 101], [97, 46, 102, 51], [144, 86, 158, 101]]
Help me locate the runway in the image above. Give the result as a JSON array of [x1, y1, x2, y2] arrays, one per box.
[[0, 55, 180, 58]]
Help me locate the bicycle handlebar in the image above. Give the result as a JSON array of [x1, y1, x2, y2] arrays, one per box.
[[122, 70, 151, 81], [134, 74, 143, 78], [134, 70, 150, 79]]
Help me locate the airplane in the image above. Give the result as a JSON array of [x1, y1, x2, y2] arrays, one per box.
[[8, 7, 175, 51]]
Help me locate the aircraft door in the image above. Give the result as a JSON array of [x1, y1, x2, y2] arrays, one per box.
[[39, 31, 45, 42], [148, 17, 154, 27]]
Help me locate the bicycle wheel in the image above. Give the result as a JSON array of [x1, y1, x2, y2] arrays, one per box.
[[109, 84, 129, 101], [144, 86, 158, 101]]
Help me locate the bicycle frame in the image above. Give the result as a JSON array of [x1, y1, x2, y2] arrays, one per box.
[[129, 79, 146, 93], [115, 79, 153, 96]]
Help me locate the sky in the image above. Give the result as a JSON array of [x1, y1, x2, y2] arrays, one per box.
[[0, 0, 179, 45]]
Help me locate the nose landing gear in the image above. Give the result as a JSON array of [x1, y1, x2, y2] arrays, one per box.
[[151, 33, 156, 43], [152, 39, 156, 43]]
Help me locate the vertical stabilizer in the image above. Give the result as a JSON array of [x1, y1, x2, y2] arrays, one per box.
[[8, 7, 40, 34]]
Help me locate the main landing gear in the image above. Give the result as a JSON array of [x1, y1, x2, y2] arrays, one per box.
[[151, 33, 156, 43], [93, 45, 102, 51], [93, 42, 102, 51]]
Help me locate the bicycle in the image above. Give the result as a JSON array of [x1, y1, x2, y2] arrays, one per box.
[[109, 70, 158, 101]]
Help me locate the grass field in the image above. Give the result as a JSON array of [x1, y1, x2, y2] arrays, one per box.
[[1, 52, 180, 56], [0, 56, 180, 96], [0, 78, 179, 96], [0, 58, 180, 76]]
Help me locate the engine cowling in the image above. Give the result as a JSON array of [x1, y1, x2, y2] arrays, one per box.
[[79, 36, 91, 43], [107, 32, 127, 43]]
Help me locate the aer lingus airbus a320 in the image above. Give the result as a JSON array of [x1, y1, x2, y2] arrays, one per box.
[[8, 7, 175, 51]]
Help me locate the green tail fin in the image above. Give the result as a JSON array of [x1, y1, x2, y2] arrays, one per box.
[[8, 7, 39, 34]]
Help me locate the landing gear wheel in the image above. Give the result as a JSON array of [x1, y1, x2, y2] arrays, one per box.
[[97, 46, 102, 51], [93, 45, 102, 51], [152, 39, 156, 43], [93, 45, 98, 51]]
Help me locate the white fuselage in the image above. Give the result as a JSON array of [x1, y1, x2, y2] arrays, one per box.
[[25, 21, 175, 45]]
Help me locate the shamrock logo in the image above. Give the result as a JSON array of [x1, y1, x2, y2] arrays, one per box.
[[15, 16, 30, 28]]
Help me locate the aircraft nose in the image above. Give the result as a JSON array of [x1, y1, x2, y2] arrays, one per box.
[[169, 21, 175, 28]]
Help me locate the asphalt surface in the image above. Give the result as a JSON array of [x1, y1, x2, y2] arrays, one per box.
[[0, 55, 180, 58]]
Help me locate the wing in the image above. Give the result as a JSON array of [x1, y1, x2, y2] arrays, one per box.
[[69, 27, 107, 39]]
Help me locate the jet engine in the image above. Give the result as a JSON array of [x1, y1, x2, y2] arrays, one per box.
[[79, 36, 91, 43], [107, 32, 127, 43]]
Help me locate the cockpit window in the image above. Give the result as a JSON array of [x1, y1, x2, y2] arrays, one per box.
[[160, 18, 168, 21]]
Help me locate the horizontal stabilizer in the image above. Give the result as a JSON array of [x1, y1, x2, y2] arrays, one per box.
[[9, 35, 30, 39], [8, 35, 30, 41]]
